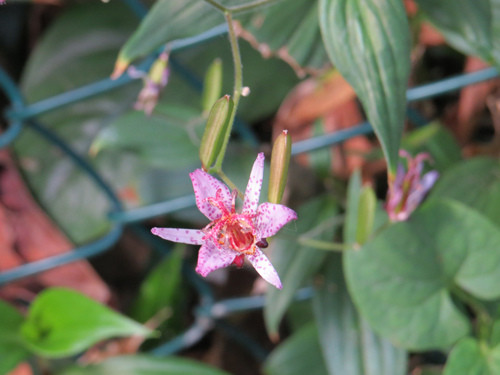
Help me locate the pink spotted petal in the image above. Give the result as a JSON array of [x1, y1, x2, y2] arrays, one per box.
[[195, 241, 237, 277], [151, 227, 205, 245], [190, 169, 232, 220], [256, 202, 297, 238], [243, 152, 264, 215], [246, 248, 282, 289]]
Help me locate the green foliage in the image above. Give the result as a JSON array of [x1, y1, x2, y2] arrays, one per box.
[[345, 200, 500, 350], [264, 195, 339, 335], [319, 0, 411, 174], [58, 355, 231, 375], [443, 337, 500, 375], [313, 255, 407, 375], [130, 246, 184, 331], [0, 301, 30, 374], [264, 323, 328, 375], [430, 157, 500, 227], [21, 288, 151, 358]]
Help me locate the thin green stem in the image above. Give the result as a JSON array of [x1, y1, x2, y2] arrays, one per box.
[[297, 238, 349, 252], [214, 11, 242, 170], [229, 0, 284, 14], [215, 168, 244, 200], [202, 0, 228, 12]]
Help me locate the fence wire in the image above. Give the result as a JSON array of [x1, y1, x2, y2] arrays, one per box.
[[0, 0, 499, 361]]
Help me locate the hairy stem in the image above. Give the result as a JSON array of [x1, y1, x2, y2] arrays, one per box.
[[229, 0, 284, 14]]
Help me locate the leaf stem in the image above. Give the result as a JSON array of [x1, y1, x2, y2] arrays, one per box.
[[297, 238, 349, 252], [214, 168, 245, 200], [228, 0, 284, 14], [451, 285, 492, 342]]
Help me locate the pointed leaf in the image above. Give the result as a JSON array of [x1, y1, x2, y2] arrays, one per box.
[[319, 0, 411, 173], [114, 0, 224, 75], [313, 255, 407, 375], [345, 200, 500, 349], [21, 288, 151, 357]]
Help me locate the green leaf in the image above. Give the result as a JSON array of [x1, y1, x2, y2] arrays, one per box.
[[313, 255, 407, 375], [0, 301, 30, 374], [443, 337, 500, 375], [429, 157, 500, 228], [264, 195, 338, 336], [114, 0, 223, 74], [21, 288, 151, 357], [90, 104, 204, 169], [415, 0, 493, 63], [130, 246, 183, 325], [237, 0, 329, 75], [344, 169, 363, 244], [401, 122, 462, 173], [345, 200, 500, 350], [264, 323, 328, 375], [57, 354, 230, 375], [17, 0, 142, 244], [319, 0, 411, 174]]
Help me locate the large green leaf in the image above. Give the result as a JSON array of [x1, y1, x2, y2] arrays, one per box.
[[58, 355, 230, 375], [0, 301, 30, 374], [264, 195, 338, 336], [17, 1, 143, 244], [319, 0, 411, 174], [443, 337, 500, 375], [429, 157, 500, 228], [264, 323, 328, 375], [415, 0, 493, 63], [345, 200, 500, 350], [90, 105, 203, 169], [313, 255, 407, 375], [21, 288, 151, 357]]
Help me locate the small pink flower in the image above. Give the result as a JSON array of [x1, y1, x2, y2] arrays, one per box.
[[151, 153, 297, 289], [386, 150, 439, 222]]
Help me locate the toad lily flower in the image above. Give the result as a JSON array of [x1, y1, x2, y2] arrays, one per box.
[[386, 150, 439, 222], [151, 153, 297, 289]]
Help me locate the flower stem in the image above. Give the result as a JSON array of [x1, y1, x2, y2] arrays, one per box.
[[213, 11, 242, 171], [202, 0, 227, 12], [215, 168, 245, 200], [298, 238, 349, 252]]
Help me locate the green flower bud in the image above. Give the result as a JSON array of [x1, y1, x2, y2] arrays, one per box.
[[199, 95, 234, 171], [268, 130, 292, 204], [201, 59, 223, 116], [355, 185, 376, 245]]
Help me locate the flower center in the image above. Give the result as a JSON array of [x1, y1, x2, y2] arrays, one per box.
[[203, 189, 258, 255]]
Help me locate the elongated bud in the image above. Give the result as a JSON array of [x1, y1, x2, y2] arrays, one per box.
[[355, 186, 376, 245], [149, 52, 169, 86], [199, 95, 234, 171], [201, 59, 223, 116], [268, 130, 292, 204]]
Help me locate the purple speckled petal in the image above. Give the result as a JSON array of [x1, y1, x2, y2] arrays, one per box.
[[190, 169, 231, 220], [151, 227, 204, 245], [195, 241, 237, 277], [255, 202, 297, 238], [243, 152, 265, 215], [246, 248, 282, 289]]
